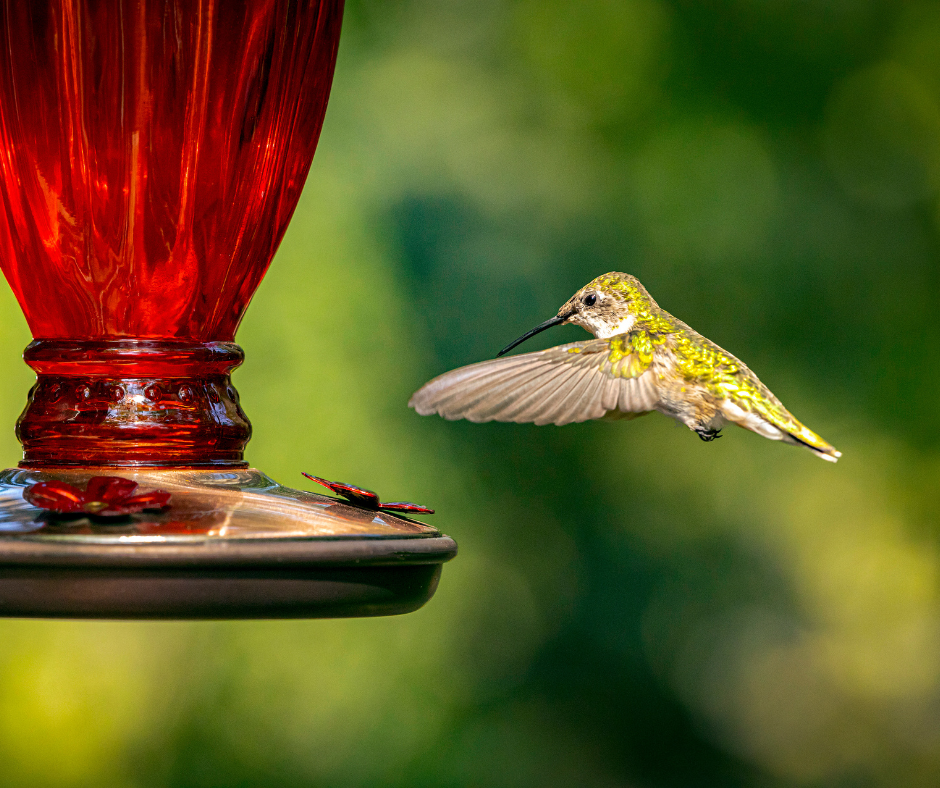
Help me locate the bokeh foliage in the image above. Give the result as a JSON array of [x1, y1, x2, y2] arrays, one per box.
[[1, 0, 940, 785]]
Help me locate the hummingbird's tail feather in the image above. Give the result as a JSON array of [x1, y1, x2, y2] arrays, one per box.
[[720, 400, 841, 462], [780, 424, 842, 463]]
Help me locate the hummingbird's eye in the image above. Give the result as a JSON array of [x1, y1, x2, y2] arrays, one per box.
[[583, 293, 597, 307]]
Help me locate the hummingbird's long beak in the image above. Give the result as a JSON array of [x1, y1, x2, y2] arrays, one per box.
[[497, 312, 572, 357]]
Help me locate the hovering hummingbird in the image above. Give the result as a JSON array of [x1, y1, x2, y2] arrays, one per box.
[[409, 272, 841, 462]]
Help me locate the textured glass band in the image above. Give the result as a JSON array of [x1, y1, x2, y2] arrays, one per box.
[[17, 340, 251, 468]]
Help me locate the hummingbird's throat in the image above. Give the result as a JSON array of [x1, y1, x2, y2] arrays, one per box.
[[581, 313, 636, 340]]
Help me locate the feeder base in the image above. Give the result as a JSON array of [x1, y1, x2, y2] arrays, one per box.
[[0, 468, 456, 619]]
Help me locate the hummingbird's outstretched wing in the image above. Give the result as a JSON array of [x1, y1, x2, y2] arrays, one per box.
[[409, 335, 660, 427]]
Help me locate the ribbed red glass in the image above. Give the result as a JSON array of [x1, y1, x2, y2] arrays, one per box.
[[0, 0, 343, 466]]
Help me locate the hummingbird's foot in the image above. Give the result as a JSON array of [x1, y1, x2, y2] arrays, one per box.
[[695, 427, 723, 442]]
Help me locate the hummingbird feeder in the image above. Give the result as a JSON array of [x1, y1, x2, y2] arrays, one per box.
[[0, 0, 456, 619]]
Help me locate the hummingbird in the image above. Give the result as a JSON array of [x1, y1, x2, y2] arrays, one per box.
[[409, 272, 841, 462]]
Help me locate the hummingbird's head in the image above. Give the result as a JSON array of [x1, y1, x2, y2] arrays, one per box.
[[497, 272, 654, 356]]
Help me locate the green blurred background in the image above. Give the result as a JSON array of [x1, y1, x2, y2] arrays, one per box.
[[2, 0, 940, 785]]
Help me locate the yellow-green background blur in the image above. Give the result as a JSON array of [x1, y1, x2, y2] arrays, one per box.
[[2, 1, 940, 785]]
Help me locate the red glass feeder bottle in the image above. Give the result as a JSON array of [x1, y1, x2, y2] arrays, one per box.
[[0, 0, 456, 618]]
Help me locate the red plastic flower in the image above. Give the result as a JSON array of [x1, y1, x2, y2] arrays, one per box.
[[302, 473, 434, 515], [24, 476, 171, 517]]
